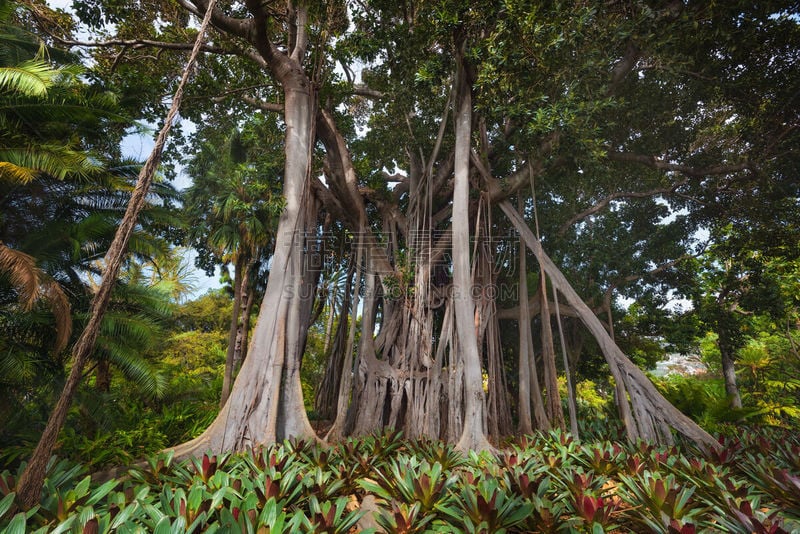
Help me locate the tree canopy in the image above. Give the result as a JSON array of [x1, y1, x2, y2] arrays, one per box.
[[3, 0, 799, 508]]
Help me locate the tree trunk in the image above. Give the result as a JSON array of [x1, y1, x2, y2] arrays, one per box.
[[314, 266, 352, 420], [517, 198, 534, 435], [453, 50, 491, 452], [325, 235, 364, 441], [236, 272, 255, 369], [552, 285, 579, 438], [719, 339, 743, 410], [498, 200, 719, 451], [539, 272, 566, 430], [170, 62, 318, 458], [14, 2, 217, 509], [220, 254, 245, 407], [95, 359, 111, 393]]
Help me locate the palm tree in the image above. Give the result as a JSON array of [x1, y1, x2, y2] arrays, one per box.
[[184, 126, 283, 406], [0, 0, 185, 484]]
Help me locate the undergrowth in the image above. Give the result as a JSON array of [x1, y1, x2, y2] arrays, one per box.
[[1, 428, 798, 533]]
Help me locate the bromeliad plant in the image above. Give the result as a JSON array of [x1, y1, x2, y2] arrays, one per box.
[[1, 428, 800, 532]]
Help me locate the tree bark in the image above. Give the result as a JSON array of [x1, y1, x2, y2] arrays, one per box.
[[539, 272, 566, 430], [552, 285, 579, 438], [325, 234, 364, 441], [14, 0, 218, 509], [498, 200, 719, 451], [169, 20, 319, 456], [235, 269, 254, 369], [95, 359, 111, 393], [453, 49, 491, 452], [719, 340, 743, 410], [517, 197, 534, 435], [220, 254, 245, 407]]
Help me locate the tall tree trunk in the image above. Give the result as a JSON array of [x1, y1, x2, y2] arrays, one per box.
[[453, 50, 491, 452], [498, 200, 719, 451], [552, 285, 579, 438], [517, 198, 534, 435], [539, 272, 566, 430], [314, 266, 352, 420], [14, 2, 217, 509], [170, 39, 318, 456], [325, 235, 364, 441], [718, 336, 743, 409], [95, 359, 111, 393], [235, 271, 255, 369], [220, 254, 245, 407]]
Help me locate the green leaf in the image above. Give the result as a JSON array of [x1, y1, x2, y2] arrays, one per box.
[[153, 515, 172, 534], [0, 492, 15, 519], [49, 515, 78, 534], [5, 511, 27, 534], [86, 478, 120, 506]]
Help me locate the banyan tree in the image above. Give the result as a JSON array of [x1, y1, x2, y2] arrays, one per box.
[[20, 0, 800, 502]]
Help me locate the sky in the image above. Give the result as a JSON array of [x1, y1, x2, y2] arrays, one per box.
[[46, 0, 223, 298]]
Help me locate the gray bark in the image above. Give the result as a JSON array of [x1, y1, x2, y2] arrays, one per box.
[[720, 344, 743, 410], [170, 44, 318, 458], [499, 200, 719, 451], [453, 51, 491, 452]]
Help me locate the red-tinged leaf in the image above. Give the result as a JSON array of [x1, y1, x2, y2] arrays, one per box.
[[264, 477, 279, 499], [179, 498, 186, 518], [740, 500, 754, 517], [517, 473, 531, 497], [417, 473, 431, 495], [578, 495, 598, 522], [326, 505, 336, 525], [669, 520, 696, 534], [0, 474, 13, 495], [653, 479, 667, 505], [83, 518, 99, 534]]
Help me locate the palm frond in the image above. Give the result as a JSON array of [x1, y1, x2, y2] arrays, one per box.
[[0, 144, 103, 180], [0, 59, 57, 96], [98, 311, 163, 349], [0, 242, 72, 351], [0, 159, 34, 182], [1, 101, 129, 125], [41, 277, 71, 352], [0, 343, 38, 383], [0, 241, 40, 308], [94, 340, 166, 399]]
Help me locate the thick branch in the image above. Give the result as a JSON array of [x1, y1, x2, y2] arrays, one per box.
[[241, 94, 284, 113], [351, 84, 385, 99], [608, 152, 753, 177], [182, 0, 253, 40], [49, 35, 231, 55], [558, 179, 688, 235], [607, 41, 641, 96]]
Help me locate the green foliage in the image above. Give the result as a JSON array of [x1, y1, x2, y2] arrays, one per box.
[[3, 429, 799, 533], [653, 375, 733, 431]]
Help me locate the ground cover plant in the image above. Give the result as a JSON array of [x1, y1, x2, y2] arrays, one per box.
[[1, 428, 798, 533]]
